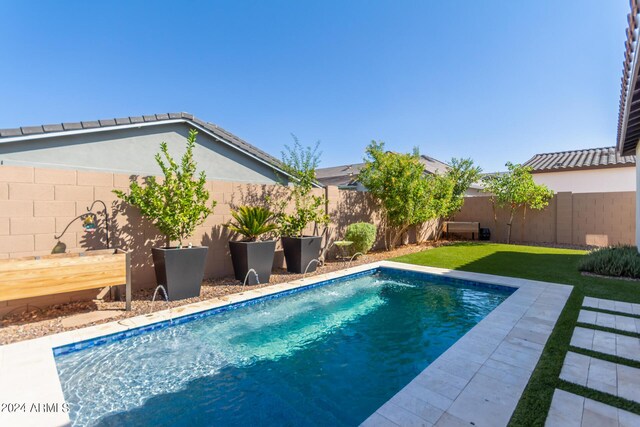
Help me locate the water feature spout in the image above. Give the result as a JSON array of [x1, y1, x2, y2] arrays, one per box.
[[242, 269, 259, 291], [303, 259, 322, 278], [348, 252, 364, 267], [148, 285, 172, 322]]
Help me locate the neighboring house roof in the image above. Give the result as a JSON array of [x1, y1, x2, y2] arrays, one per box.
[[419, 155, 449, 175], [0, 112, 304, 183], [523, 147, 636, 173], [316, 155, 450, 187], [316, 163, 364, 187], [617, 1, 640, 155]]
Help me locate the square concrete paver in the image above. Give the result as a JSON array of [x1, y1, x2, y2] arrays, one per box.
[[578, 310, 640, 334], [60, 310, 122, 328], [559, 351, 590, 387], [582, 297, 640, 316], [570, 327, 640, 362], [559, 352, 640, 403], [546, 389, 640, 427]]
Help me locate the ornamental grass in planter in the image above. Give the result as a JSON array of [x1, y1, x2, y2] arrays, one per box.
[[114, 129, 216, 301], [225, 206, 278, 285], [274, 137, 329, 274]]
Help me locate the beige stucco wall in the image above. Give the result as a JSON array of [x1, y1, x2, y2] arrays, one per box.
[[532, 167, 636, 193]]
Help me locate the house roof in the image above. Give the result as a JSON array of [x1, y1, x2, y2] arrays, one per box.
[[0, 112, 297, 181], [316, 163, 364, 187], [617, 0, 640, 155], [523, 146, 636, 173], [316, 154, 450, 187]]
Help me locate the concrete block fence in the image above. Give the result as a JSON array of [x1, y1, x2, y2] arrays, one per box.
[[456, 192, 636, 246], [0, 164, 633, 315], [0, 165, 396, 315]]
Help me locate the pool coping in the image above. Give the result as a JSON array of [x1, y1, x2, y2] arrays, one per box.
[[0, 261, 572, 427]]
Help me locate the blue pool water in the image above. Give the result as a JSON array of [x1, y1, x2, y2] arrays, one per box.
[[55, 268, 512, 426]]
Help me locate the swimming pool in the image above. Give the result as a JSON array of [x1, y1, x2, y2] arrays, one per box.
[[54, 267, 513, 426]]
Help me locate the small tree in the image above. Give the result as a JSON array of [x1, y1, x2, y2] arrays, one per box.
[[358, 141, 433, 249], [432, 158, 482, 240], [274, 135, 329, 237], [445, 158, 482, 217], [114, 129, 216, 247], [482, 162, 553, 244]]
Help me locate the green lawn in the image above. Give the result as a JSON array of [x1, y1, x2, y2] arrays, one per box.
[[393, 242, 640, 426]]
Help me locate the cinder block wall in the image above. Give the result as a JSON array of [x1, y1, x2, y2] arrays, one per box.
[[0, 165, 380, 315], [3, 163, 632, 315], [456, 193, 636, 246]]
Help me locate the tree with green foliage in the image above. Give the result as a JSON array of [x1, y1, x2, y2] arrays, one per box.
[[482, 162, 553, 244], [274, 135, 329, 237], [445, 158, 482, 217], [430, 158, 482, 240], [114, 129, 216, 247], [358, 141, 435, 249]]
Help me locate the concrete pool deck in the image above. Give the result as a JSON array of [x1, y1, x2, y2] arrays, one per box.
[[0, 261, 572, 427]]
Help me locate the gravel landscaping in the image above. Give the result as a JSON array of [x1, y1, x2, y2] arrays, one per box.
[[0, 242, 438, 345]]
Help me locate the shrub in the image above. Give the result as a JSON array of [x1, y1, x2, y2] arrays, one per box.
[[578, 245, 640, 279], [114, 129, 215, 247], [225, 206, 278, 241], [345, 222, 377, 254]]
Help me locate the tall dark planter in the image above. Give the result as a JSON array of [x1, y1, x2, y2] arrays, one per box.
[[281, 235, 322, 274], [152, 246, 208, 301], [229, 240, 276, 285]]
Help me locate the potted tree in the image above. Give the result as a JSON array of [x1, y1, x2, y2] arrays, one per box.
[[275, 137, 329, 274], [225, 206, 278, 285], [114, 129, 216, 300]]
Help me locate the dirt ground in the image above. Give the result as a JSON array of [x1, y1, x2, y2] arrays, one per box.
[[0, 242, 440, 345]]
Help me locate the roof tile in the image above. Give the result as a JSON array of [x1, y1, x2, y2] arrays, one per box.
[[42, 124, 64, 133], [142, 115, 157, 122], [81, 121, 100, 129], [0, 128, 22, 137], [129, 116, 144, 124], [115, 117, 131, 125], [98, 119, 116, 127], [20, 126, 44, 135], [62, 122, 82, 131], [155, 113, 169, 120], [524, 147, 635, 172]]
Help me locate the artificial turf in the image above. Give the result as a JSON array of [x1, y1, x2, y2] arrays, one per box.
[[393, 242, 640, 426]]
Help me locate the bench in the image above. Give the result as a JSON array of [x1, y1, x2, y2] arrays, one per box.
[[444, 221, 480, 240], [0, 248, 132, 311]]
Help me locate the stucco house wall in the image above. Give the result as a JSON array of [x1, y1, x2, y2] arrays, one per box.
[[0, 122, 286, 185], [532, 167, 636, 193]]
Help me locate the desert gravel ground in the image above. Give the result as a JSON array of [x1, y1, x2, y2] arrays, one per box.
[[0, 242, 439, 345]]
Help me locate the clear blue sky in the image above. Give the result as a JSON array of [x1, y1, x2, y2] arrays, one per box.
[[0, 1, 630, 172]]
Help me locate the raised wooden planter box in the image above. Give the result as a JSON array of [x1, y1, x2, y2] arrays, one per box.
[[0, 248, 132, 310]]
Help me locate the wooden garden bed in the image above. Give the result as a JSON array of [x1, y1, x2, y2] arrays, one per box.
[[0, 248, 131, 310]]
